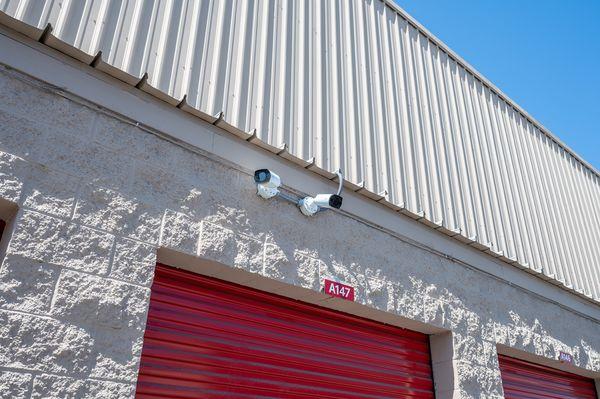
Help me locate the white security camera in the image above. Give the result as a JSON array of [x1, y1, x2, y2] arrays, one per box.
[[299, 170, 344, 216], [299, 193, 343, 216], [254, 169, 281, 199]]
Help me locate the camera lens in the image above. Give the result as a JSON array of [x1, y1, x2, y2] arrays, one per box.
[[329, 195, 343, 209], [254, 169, 271, 183]]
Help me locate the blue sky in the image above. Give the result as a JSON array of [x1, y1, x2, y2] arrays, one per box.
[[394, 0, 600, 170]]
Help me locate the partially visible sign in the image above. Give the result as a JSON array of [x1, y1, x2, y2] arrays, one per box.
[[324, 279, 355, 301], [558, 351, 573, 364]]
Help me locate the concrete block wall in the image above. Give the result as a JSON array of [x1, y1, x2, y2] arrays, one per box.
[[0, 65, 599, 398]]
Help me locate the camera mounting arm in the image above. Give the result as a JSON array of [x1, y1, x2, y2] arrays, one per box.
[[335, 169, 344, 196]]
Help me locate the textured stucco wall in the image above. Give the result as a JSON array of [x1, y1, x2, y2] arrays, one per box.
[[0, 65, 599, 399]]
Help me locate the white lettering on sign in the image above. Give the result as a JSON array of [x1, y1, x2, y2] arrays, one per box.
[[323, 279, 355, 301], [558, 351, 573, 364], [328, 283, 350, 298]]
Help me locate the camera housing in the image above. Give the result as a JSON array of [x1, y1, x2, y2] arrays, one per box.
[[254, 169, 281, 199], [313, 194, 343, 209]]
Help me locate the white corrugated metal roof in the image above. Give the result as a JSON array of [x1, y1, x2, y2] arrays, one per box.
[[1, 0, 598, 301]]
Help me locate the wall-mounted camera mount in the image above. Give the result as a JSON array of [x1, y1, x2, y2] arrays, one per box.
[[254, 169, 281, 199], [253, 169, 344, 217]]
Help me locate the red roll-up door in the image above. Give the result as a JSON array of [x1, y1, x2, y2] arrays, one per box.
[[135, 264, 435, 398], [499, 354, 597, 399]]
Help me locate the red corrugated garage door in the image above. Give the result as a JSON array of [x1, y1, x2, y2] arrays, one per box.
[[499, 355, 597, 399], [135, 264, 434, 398]]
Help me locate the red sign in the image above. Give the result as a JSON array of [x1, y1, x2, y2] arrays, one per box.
[[558, 351, 573, 364], [324, 279, 355, 301]]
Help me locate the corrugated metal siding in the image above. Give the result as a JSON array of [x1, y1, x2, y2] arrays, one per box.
[[1, 0, 599, 301]]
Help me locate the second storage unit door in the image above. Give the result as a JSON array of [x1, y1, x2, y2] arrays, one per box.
[[135, 264, 435, 398], [499, 355, 597, 399]]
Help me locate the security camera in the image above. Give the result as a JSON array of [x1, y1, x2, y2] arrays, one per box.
[[254, 169, 281, 199], [299, 170, 344, 216]]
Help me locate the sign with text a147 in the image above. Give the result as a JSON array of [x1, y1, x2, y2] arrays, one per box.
[[323, 279, 355, 301], [558, 351, 573, 364]]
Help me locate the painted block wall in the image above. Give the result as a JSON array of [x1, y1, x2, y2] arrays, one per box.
[[0, 65, 599, 399]]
